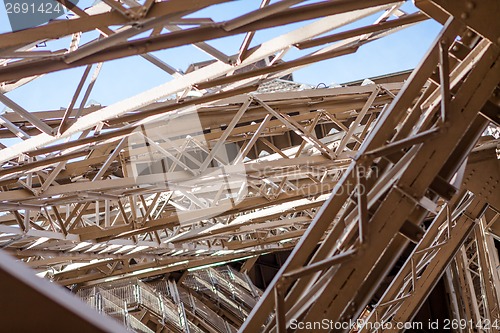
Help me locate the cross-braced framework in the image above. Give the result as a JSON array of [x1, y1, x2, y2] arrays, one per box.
[[239, 0, 500, 332], [0, 0, 426, 284], [0, 0, 498, 332]]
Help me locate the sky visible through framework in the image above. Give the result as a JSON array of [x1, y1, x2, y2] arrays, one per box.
[[0, 0, 442, 113]]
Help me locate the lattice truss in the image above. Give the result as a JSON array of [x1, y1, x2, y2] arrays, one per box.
[[235, 1, 500, 333], [0, 0, 498, 330], [0, 0, 437, 285]]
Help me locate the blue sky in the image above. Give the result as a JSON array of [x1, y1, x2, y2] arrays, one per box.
[[0, 0, 442, 113]]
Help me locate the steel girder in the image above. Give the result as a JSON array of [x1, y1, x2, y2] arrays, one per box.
[[241, 0, 500, 331], [0, 0, 428, 286], [0, 0, 498, 332]]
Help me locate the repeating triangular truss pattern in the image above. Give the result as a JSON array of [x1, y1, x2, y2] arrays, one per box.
[[0, 0, 498, 332]]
